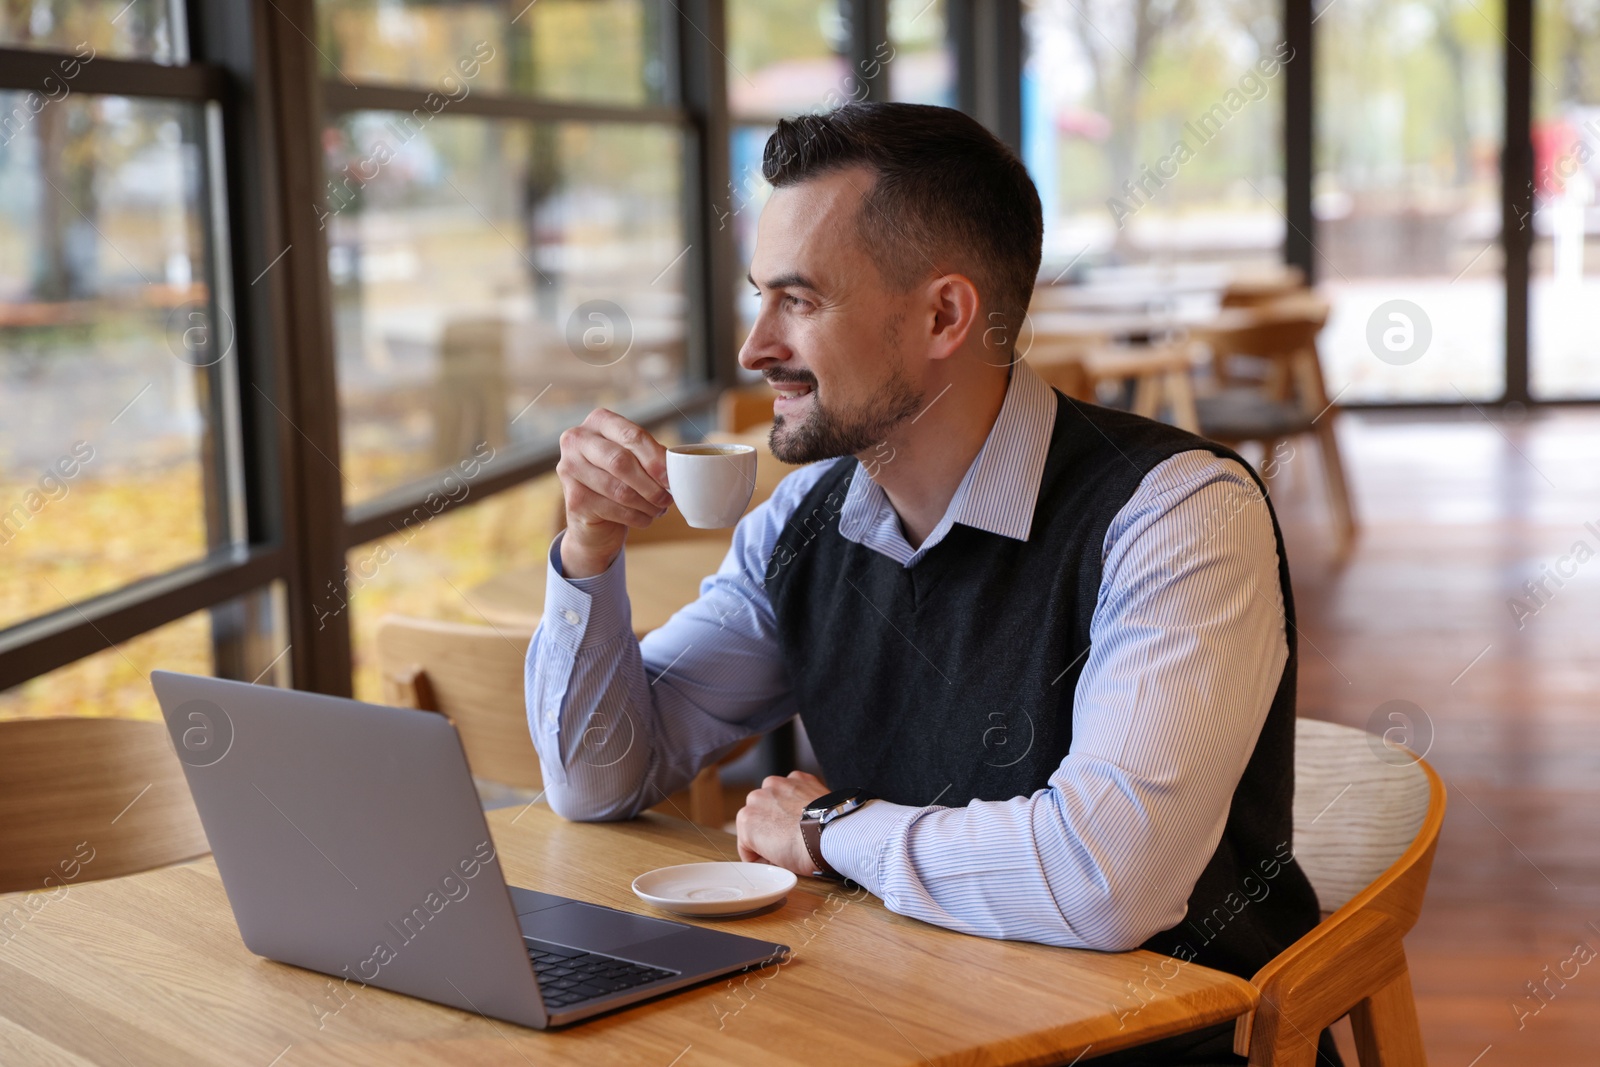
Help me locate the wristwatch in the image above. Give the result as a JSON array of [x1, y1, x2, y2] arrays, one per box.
[[800, 788, 876, 879]]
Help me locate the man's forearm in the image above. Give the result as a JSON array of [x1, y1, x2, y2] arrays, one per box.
[[526, 538, 696, 820], [527, 621, 661, 820], [526, 531, 795, 821]]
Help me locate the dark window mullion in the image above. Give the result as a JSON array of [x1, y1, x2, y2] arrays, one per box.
[[0, 46, 224, 99], [252, 0, 352, 695], [1284, 0, 1315, 282], [1503, 0, 1533, 405], [0, 547, 286, 690]]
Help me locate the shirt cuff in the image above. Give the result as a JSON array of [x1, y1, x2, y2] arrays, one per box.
[[818, 799, 914, 897], [543, 530, 633, 653]]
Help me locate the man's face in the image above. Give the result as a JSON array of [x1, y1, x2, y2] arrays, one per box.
[[738, 167, 926, 465]]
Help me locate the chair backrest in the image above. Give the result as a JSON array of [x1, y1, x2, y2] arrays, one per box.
[[1199, 303, 1330, 409], [1292, 717, 1438, 922], [0, 718, 210, 894], [1219, 265, 1307, 307], [1235, 718, 1445, 1062], [717, 384, 776, 434], [374, 616, 542, 790], [1204, 313, 1325, 362], [1025, 350, 1094, 401]]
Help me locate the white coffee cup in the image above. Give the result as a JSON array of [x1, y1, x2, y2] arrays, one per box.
[[665, 444, 758, 528]]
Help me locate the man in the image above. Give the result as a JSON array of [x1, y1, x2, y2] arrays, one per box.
[[527, 103, 1332, 1065]]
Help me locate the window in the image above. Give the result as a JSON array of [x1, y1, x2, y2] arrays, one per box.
[[726, 0, 849, 341], [1531, 0, 1600, 399], [9, 0, 1584, 722], [1021, 0, 1286, 277], [317, 0, 668, 105], [314, 1, 709, 673], [1, 0, 725, 707], [0, 1, 183, 63], [888, 0, 955, 106], [1314, 0, 1505, 403], [724, 0, 950, 340], [0, 2, 275, 710], [0, 94, 229, 629], [322, 114, 691, 505]]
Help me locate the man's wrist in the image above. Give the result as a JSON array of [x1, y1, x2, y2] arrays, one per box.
[[558, 530, 622, 580], [813, 798, 903, 895], [801, 818, 839, 879], [801, 789, 877, 879]]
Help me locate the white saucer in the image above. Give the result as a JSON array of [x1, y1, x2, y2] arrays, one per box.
[[631, 862, 797, 917]]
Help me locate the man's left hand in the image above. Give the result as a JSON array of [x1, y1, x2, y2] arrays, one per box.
[[735, 770, 830, 876]]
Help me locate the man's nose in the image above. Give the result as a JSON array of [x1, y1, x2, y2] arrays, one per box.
[[737, 310, 787, 372]]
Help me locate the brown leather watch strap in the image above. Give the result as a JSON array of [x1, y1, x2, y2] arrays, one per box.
[[801, 817, 838, 879]]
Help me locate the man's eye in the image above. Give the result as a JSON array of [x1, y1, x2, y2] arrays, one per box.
[[783, 294, 809, 310]]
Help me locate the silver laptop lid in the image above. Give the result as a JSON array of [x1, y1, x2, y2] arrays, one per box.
[[151, 671, 546, 1030]]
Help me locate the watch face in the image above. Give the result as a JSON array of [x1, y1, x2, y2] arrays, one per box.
[[805, 788, 863, 816]]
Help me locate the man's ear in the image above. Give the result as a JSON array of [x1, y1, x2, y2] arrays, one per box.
[[925, 273, 981, 360]]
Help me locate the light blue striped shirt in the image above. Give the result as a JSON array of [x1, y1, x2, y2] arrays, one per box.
[[526, 361, 1288, 951]]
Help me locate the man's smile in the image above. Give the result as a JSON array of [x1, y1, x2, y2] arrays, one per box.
[[770, 379, 815, 412]]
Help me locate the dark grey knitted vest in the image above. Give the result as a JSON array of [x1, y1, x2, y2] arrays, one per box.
[[764, 393, 1320, 980]]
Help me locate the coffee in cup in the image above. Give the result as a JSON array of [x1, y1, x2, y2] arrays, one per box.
[[664, 444, 758, 528]]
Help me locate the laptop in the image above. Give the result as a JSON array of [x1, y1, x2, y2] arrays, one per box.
[[150, 671, 788, 1029]]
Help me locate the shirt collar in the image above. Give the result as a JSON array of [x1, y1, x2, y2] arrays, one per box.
[[835, 360, 1058, 557]]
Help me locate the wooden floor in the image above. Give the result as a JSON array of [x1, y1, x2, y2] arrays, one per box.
[[1265, 406, 1600, 1066]]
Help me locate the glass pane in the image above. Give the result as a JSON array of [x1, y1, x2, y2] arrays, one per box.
[[730, 122, 773, 340], [889, 0, 954, 106], [727, 0, 849, 119], [316, 0, 666, 105], [0, 584, 287, 723], [325, 114, 690, 505], [1314, 0, 1504, 402], [1531, 0, 1600, 398], [0, 94, 233, 633], [1021, 0, 1285, 275], [345, 476, 560, 703], [0, 0, 183, 64], [520, 0, 667, 104]]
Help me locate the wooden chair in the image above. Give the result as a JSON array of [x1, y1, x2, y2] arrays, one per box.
[[717, 383, 776, 434], [375, 616, 750, 827], [1220, 266, 1307, 308], [0, 718, 210, 894], [1234, 717, 1446, 1066], [1028, 341, 1201, 431], [1191, 302, 1357, 556]]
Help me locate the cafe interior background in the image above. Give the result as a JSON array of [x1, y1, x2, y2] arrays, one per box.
[[1, 0, 1598, 1061]]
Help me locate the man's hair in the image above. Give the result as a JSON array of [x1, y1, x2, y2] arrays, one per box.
[[762, 102, 1043, 345]]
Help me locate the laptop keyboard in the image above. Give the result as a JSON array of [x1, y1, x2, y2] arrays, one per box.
[[526, 939, 678, 1009]]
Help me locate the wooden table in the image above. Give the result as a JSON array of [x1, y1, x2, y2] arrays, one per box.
[[468, 539, 734, 637], [0, 806, 1259, 1065]]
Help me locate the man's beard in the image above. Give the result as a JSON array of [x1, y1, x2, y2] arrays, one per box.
[[767, 362, 924, 465]]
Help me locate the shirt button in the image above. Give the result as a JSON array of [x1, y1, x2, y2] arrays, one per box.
[[561, 608, 580, 625]]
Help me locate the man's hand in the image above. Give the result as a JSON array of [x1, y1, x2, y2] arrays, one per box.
[[735, 770, 830, 876], [555, 409, 673, 578]]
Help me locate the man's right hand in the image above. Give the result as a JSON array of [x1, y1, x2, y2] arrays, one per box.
[[555, 409, 673, 578]]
